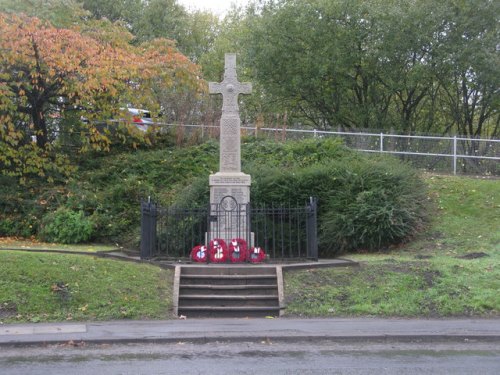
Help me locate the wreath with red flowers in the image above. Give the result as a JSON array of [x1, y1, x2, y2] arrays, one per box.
[[209, 238, 228, 263], [228, 238, 247, 263], [247, 246, 266, 263], [190, 245, 208, 263]]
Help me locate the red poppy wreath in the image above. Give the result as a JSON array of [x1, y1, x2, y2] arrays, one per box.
[[190, 245, 208, 263], [209, 238, 228, 263], [248, 246, 266, 263], [228, 238, 247, 263]]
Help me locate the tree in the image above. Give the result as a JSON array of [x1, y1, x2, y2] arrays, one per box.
[[222, 0, 498, 136], [434, 0, 499, 138], [0, 13, 203, 181], [81, 0, 143, 27], [132, 0, 189, 43], [0, 0, 89, 28]]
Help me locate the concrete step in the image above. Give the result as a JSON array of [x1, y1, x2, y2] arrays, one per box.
[[177, 306, 281, 318], [179, 284, 278, 296], [181, 266, 277, 276], [174, 265, 284, 318], [180, 274, 277, 286], [179, 295, 279, 308]]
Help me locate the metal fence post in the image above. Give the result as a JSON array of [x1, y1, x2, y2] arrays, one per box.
[[380, 133, 384, 152], [306, 197, 318, 260], [140, 200, 157, 259], [453, 136, 457, 175]]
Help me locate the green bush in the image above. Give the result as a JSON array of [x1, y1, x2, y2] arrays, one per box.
[[320, 158, 428, 254], [40, 208, 94, 244], [251, 157, 429, 256]]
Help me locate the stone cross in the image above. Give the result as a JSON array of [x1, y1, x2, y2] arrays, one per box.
[[209, 53, 252, 173]]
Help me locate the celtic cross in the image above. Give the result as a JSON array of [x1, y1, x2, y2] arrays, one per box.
[[209, 53, 252, 172]]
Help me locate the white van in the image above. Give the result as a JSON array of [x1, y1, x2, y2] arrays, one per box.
[[121, 108, 153, 132]]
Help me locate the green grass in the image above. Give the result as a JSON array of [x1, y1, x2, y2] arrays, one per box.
[[408, 174, 500, 255], [0, 251, 173, 323], [284, 174, 500, 317]]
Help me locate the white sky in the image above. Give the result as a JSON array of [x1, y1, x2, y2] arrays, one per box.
[[177, 0, 251, 16]]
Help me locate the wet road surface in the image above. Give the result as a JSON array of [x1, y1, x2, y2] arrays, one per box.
[[1, 339, 499, 374]]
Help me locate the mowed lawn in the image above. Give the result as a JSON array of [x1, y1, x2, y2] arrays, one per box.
[[0, 251, 173, 323]]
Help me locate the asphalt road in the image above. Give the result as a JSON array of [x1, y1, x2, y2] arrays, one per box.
[[1, 340, 499, 375]]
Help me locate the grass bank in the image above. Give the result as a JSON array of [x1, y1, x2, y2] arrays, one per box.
[[284, 175, 500, 317], [0, 251, 173, 323], [0, 174, 498, 322]]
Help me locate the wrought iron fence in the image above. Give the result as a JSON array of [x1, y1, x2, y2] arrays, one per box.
[[153, 123, 499, 176], [140, 199, 318, 261]]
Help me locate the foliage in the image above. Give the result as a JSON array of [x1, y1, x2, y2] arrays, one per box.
[[81, 0, 221, 63], [0, 0, 89, 28], [0, 251, 172, 322], [0, 12, 203, 182], [40, 208, 94, 244], [220, 0, 499, 137], [0, 137, 427, 251], [319, 159, 428, 253], [251, 156, 428, 255]]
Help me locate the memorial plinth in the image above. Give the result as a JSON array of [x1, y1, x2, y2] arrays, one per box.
[[208, 54, 252, 243]]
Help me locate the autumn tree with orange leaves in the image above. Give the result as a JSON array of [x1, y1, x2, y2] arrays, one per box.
[[0, 13, 203, 182]]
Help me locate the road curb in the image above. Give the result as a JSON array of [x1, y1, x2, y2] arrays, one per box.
[[2, 334, 500, 348]]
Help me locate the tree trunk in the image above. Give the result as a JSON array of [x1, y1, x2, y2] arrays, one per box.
[[32, 106, 48, 148]]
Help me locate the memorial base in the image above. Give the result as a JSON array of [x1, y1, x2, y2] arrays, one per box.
[[208, 172, 253, 245]]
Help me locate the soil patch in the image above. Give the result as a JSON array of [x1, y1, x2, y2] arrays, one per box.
[[0, 302, 18, 319], [458, 252, 489, 260], [415, 254, 433, 259]]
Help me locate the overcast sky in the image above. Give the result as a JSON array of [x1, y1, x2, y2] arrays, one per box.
[[177, 0, 251, 15]]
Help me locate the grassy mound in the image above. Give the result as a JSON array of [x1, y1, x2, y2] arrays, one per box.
[[284, 175, 500, 317], [0, 251, 172, 323]]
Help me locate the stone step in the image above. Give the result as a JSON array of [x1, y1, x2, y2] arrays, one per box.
[[179, 295, 279, 308], [180, 266, 277, 276], [180, 294, 278, 300], [180, 274, 276, 286], [177, 305, 281, 318], [179, 284, 278, 296], [174, 265, 284, 318]]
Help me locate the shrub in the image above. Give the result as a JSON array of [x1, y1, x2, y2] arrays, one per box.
[[320, 158, 428, 254], [40, 208, 94, 244], [251, 156, 429, 256], [243, 137, 354, 169]]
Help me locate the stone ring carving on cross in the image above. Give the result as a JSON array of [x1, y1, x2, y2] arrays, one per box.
[[220, 195, 238, 211]]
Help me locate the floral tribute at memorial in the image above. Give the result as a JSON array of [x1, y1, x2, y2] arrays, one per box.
[[190, 245, 208, 263], [209, 238, 228, 263], [228, 238, 247, 263], [248, 247, 266, 263], [190, 238, 265, 263]]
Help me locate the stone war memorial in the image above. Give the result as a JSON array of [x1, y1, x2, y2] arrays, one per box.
[[140, 53, 318, 264], [208, 53, 253, 251]]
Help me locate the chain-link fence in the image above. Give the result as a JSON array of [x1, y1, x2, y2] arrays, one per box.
[[154, 123, 499, 176]]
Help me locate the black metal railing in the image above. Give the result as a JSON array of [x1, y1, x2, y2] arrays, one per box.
[[140, 198, 318, 261]]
